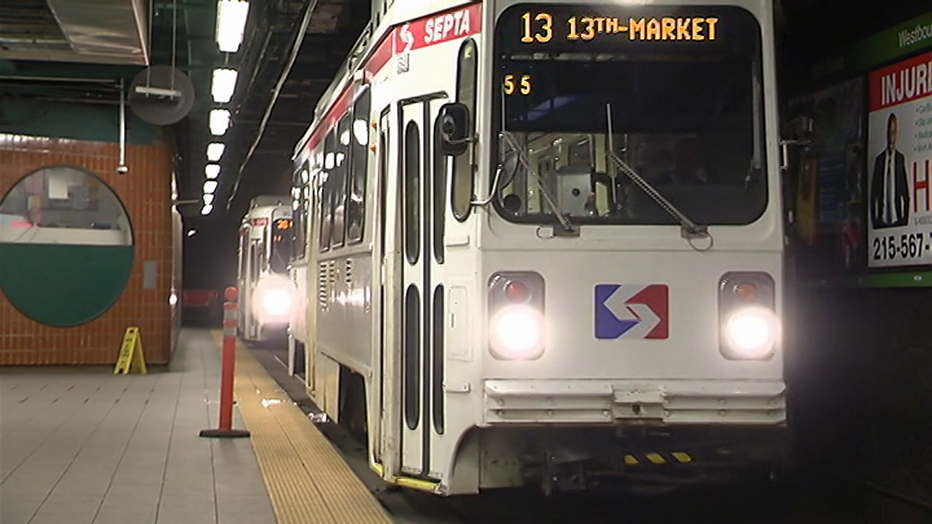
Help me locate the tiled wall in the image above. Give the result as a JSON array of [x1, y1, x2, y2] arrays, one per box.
[[0, 133, 176, 365]]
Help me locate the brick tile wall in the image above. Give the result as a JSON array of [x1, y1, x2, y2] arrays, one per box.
[[0, 133, 176, 365]]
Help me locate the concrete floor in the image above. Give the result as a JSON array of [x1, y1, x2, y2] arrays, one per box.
[[0, 330, 276, 524]]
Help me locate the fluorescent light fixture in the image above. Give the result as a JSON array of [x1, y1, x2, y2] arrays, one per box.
[[204, 180, 219, 194], [205, 164, 221, 179], [201, 204, 214, 215], [203, 193, 215, 205], [211, 68, 238, 103], [209, 109, 230, 136], [207, 142, 225, 161], [216, 0, 250, 53]]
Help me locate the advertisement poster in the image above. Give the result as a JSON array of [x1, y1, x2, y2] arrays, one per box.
[[867, 51, 932, 268], [785, 78, 866, 278]]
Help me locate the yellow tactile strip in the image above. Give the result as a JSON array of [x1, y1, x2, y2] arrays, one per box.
[[211, 331, 393, 524]]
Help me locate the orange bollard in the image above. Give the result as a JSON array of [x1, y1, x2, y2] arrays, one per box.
[[200, 286, 250, 439]]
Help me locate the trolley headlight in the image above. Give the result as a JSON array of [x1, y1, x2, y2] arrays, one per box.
[[253, 276, 294, 320], [261, 287, 292, 317], [489, 305, 544, 360], [723, 306, 777, 359], [719, 272, 779, 360], [488, 272, 546, 361]]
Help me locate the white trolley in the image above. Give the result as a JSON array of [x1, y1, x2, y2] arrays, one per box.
[[289, 0, 789, 495], [236, 195, 295, 343]]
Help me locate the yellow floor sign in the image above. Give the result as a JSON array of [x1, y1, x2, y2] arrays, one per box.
[[114, 327, 147, 374]]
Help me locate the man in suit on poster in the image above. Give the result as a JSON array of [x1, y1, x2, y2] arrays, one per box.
[[870, 113, 910, 229]]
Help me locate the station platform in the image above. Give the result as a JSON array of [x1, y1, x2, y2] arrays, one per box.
[[0, 329, 393, 524]]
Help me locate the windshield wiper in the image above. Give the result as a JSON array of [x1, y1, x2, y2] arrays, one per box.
[[604, 104, 712, 248], [500, 131, 576, 235]]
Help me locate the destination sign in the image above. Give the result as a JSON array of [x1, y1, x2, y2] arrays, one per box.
[[520, 12, 720, 43], [495, 4, 756, 55]]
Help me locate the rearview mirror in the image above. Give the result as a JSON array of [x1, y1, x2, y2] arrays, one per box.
[[437, 102, 471, 156]]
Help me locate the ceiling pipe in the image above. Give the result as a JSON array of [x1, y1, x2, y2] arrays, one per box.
[[117, 78, 128, 175], [0, 75, 117, 83], [0, 37, 69, 45], [225, 0, 321, 212]]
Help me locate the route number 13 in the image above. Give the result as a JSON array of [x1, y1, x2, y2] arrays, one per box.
[[522, 12, 554, 43]]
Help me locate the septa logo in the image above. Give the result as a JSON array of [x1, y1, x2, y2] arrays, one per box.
[[399, 23, 415, 52], [595, 284, 669, 340]]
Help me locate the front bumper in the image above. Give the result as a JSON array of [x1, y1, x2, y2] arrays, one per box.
[[483, 379, 786, 426], [257, 311, 289, 328]]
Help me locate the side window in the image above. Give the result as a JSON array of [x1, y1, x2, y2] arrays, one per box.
[[378, 117, 388, 258], [451, 38, 477, 222], [292, 163, 309, 260], [259, 238, 267, 273], [238, 227, 246, 277], [320, 130, 336, 252], [249, 242, 259, 280], [347, 89, 371, 245], [331, 112, 351, 249], [404, 120, 421, 264], [307, 152, 320, 254]]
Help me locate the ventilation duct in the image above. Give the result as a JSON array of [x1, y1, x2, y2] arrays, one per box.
[[0, 0, 149, 65]]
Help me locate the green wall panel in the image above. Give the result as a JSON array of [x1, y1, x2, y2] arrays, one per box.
[[0, 98, 157, 145], [0, 243, 134, 327]]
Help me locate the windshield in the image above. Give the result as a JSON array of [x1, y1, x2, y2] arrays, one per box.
[[492, 4, 767, 226], [270, 217, 293, 274]]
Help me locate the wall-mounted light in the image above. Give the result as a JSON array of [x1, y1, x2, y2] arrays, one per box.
[[209, 109, 230, 136], [203, 193, 215, 205], [216, 0, 250, 53], [201, 204, 214, 215], [205, 164, 221, 179], [204, 180, 219, 194], [211, 68, 238, 103], [207, 142, 225, 162]]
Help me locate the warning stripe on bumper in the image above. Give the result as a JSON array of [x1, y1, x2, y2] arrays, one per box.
[[624, 451, 693, 466]]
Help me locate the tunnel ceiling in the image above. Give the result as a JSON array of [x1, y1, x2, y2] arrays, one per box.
[[0, 0, 369, 222], [0, 0, 930, 222]]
